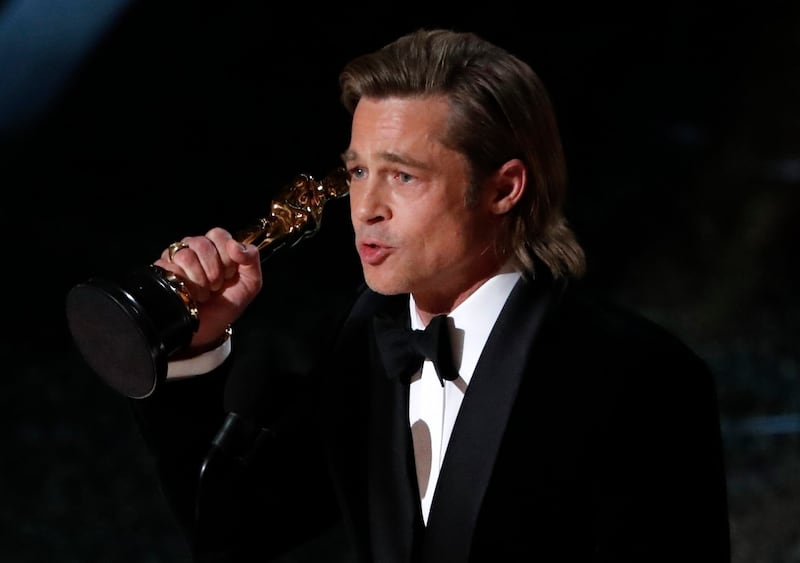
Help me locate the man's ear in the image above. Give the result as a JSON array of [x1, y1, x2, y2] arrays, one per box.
[[487, 158, 526, 215]]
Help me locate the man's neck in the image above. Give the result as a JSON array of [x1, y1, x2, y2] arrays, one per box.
[[412, 262, 516, 326]]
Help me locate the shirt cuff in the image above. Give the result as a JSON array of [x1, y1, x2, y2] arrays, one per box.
[[166, 331, 232, 379]]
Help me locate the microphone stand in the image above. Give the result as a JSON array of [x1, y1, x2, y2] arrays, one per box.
[[195, 412, 275, 530]]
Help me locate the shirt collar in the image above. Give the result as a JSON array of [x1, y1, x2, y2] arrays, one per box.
[[409, 265, 522, 382]]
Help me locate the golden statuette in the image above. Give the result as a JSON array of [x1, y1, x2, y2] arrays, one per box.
[[236, 166, 350, 259]]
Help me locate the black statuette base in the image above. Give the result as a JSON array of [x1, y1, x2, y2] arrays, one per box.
[[65, 266, 198, 399]]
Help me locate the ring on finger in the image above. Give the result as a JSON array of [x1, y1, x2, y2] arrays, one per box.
[[167, 241, 190, 262]]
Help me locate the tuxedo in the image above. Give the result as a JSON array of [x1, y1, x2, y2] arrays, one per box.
[[132, 274, 730, 562]]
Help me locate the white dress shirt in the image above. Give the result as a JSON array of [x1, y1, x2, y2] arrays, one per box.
[[408, 267, 521, 524]]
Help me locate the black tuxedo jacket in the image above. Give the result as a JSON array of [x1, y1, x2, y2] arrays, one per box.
[[132, 275, 730, 562]]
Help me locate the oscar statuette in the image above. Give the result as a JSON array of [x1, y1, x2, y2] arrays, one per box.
[[65, 167, 350, 399]]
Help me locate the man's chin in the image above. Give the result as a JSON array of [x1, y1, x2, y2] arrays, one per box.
[[363, 272, 408, 296]]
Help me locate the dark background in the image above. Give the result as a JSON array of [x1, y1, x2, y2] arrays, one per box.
[[1, 1, 798, 561]]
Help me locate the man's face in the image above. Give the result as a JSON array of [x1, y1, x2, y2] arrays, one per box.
[[343, 96, 503, 313]]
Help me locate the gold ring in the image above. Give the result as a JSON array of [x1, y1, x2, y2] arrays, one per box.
[[167, 241, 190, 262]]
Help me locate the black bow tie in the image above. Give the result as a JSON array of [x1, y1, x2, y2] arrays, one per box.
[[373, 314, 459, 386]]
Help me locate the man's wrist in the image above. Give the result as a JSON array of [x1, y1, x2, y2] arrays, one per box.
[[166, 325, 233, 379]]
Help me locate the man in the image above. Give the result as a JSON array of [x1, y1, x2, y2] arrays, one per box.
[[133, 28, 730, 562]]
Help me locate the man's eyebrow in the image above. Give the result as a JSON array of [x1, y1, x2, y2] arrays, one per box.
[[340, 149, 431, 171]]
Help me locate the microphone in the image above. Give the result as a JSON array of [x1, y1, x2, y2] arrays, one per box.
[[196, 320, 317, 522], [193, 267, 359, 527]]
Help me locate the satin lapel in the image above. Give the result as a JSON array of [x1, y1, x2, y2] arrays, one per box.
[[420, 277, 555, 562], [367, 294, 421, 563]]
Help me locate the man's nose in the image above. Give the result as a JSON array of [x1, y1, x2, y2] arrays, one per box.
[[351, 179, 389, 224]]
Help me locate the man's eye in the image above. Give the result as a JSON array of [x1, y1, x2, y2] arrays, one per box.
[[349, 167, 366, 180], [397, 172, 414, 183]]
